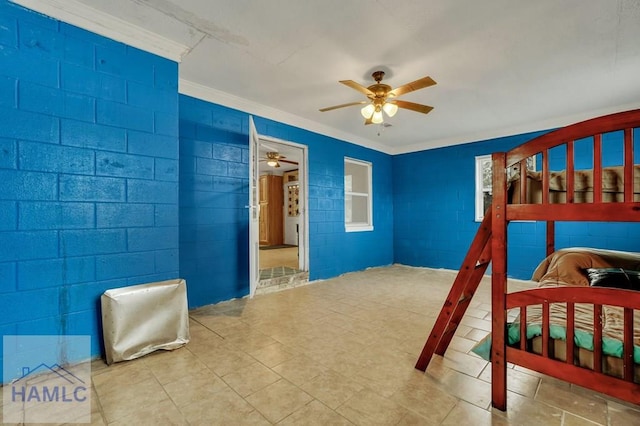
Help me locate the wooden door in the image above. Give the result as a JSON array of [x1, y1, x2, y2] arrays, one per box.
[[267, 176, 283, 245], [259, 175, 269, 244], [258, 175, 283, 246]]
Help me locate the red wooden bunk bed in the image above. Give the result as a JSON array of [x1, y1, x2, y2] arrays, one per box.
[[415, 109, 640, 410]]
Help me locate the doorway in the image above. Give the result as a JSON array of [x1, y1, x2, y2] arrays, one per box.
[[249, 118, 309, 295]]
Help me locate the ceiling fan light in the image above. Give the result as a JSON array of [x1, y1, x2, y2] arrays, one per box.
[[360, 103, 375, 119], [372, 109, 384, 124], [266, 160, 278, 167], [382, 102, 398, 117]]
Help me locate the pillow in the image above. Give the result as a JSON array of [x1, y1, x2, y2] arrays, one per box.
[[586, 268, 640, 291], [534, 251, 607, 287]]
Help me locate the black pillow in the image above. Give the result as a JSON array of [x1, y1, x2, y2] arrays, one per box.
[[586, 268, 640, 291]]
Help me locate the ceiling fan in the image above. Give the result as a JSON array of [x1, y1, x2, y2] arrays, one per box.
[[260, 152, 298, 168], [319, 71, 436, 125]]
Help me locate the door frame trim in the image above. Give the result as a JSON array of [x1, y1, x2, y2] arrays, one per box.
[[254, 134, 309, 275]]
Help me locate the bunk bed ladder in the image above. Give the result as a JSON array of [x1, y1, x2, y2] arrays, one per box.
[[415, 209, 493, 371]]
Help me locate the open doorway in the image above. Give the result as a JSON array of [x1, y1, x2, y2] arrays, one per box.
[[256, 138, 308, 291]]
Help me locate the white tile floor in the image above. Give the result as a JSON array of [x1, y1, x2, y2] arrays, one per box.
[[2, 265, 639, 425]]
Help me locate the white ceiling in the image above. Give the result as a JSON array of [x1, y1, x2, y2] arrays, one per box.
[[258, 140, 300, 174], [15, 0, 640, 154]]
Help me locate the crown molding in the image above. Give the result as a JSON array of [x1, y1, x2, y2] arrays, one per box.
[[392, 101, 640, 155], [179, 79, 393, 154], [11, 0, 190, 62]]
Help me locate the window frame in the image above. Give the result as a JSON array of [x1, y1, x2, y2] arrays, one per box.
[[344, 157, 373, 232], [475, 154, 536, 222], [475, 155, 493, 222]]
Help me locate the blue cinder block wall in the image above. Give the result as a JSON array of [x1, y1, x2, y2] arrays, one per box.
[[393, 131, 544, 278], [2, 0, 639, 381], [393, 129, 640, 279], [179, 96, 250, 305], [0, 0, 179, 374], [179, 95, 394, 307]]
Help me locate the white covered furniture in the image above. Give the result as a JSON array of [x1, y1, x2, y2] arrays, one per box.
[[101, 279, 190, 365]]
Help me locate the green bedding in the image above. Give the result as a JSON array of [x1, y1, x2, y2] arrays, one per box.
[[471, 322, 640, 363]]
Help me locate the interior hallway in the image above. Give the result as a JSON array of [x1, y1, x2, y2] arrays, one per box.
[[259, 246, 299, 270], [5, 265, 638, 425]]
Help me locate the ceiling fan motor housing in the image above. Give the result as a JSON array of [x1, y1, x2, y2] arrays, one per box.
[[368, 71, 392, 101]]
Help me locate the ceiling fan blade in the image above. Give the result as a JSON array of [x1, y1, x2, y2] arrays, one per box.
[[388, 76, 436, 97], [339, 80, 375, 97], [319, 100, 368, 112], [280, 159, 298, 165], [393, 100, 434, 114]]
